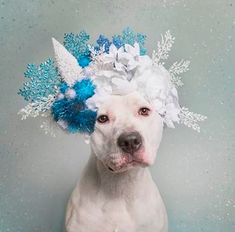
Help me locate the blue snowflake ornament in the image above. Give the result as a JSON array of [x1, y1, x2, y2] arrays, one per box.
[[112, 35, 124, 49], [112, 27, 147, 55], [95, 35, 112, 53], [18, 58, 59, 102], [63, 31, 91, 67], [93, 28, 147, 55]]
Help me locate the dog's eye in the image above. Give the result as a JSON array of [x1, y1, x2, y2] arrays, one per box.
[[97, 115, 109, 123], [138, 107, 151, 116]]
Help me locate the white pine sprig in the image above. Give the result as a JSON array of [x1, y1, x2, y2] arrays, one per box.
[[18, 94, 56, 120], [152, 30, 175, 65], [169, 60, 190, 87], [179, 107, 207, 132]]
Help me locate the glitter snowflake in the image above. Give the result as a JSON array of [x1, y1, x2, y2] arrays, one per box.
[[112, 27, 147, 55], [95, 35, 112, 53], [18, 59, 59, 102], [64, 31, 91, 67]]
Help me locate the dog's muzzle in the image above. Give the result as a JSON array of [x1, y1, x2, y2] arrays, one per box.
[[117, 131, 142, 154]]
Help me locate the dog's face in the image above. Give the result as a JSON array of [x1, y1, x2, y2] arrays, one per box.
[[90, 91, 163, 173]]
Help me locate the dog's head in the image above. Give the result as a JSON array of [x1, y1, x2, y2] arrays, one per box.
[[18, 32, 207, 176], [90, 91, 163, 173]]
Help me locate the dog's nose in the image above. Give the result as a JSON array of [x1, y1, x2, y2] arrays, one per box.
[[117, 131, 142, 154]]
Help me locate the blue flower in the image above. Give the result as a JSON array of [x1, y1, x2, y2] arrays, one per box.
[[78, 55, 91, 68], [59, 82, 69, 93], [51, 78, 97, 134]]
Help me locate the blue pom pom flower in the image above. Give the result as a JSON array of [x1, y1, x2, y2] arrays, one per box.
[[51, 79, 97, 134]]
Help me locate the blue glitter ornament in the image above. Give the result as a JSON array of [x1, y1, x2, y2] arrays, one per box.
[[96, 35, 112, 53], [112, 35, 124, 49], [112, 27, 147, 55], [64, 31, 91, 67], [18, 58, 59, 102]]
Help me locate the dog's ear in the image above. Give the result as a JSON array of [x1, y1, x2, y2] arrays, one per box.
[[52, 38, 83, 86]]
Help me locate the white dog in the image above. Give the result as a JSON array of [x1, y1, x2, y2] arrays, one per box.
[[18, 31, 205, 232], [65, 91, 168, 232]]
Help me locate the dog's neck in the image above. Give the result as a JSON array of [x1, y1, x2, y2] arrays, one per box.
[[79, 152, 155, 200]]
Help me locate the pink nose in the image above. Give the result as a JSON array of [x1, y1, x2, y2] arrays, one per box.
[[117, 132, 142, 154]]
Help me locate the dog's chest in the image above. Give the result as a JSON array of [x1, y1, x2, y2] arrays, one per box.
[[75, 193, 166, 232]]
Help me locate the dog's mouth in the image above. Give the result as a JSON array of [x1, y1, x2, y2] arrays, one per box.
[[108, 166, 115, 171], [106, 159, 147, 173], [103, 148, 149, 173]]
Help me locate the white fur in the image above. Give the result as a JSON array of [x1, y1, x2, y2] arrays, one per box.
[[65, 91, 168, 232]]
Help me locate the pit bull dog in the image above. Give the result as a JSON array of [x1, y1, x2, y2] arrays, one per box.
[[65, 91, 168, 232], [18, 30, 205, 232]]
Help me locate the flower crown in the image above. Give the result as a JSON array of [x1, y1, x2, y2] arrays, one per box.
[[18, 28, 206, 136]]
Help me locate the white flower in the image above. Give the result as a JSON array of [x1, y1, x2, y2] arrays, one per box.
[[86, 34, 203, 131], [86, 88, 110, 110], [111, 78, 137, 95], [100, 43, 142, 76], [86, 76, 113, 110], [124, 43, 140, 57], [102, 45, 125, 71]]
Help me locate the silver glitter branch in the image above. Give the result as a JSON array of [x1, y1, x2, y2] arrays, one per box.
[[152, 30, 175, 65], [169, 60, 190, 87], [18, 94, 56, 120], [179, 107, 207, 132]]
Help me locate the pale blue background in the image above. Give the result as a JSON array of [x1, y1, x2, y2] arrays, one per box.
[[0, 0, 234, 231]]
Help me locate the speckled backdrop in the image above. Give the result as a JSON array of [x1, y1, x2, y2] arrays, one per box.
[[0, 0, 234, 231]]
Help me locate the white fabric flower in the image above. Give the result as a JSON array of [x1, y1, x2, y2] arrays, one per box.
[[88, 42, 182, 128], [101, 43, 142, 76], [111, 78, 137, 95]]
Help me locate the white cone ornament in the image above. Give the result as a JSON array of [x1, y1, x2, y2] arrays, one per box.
[[52, 38, 83, 86]]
